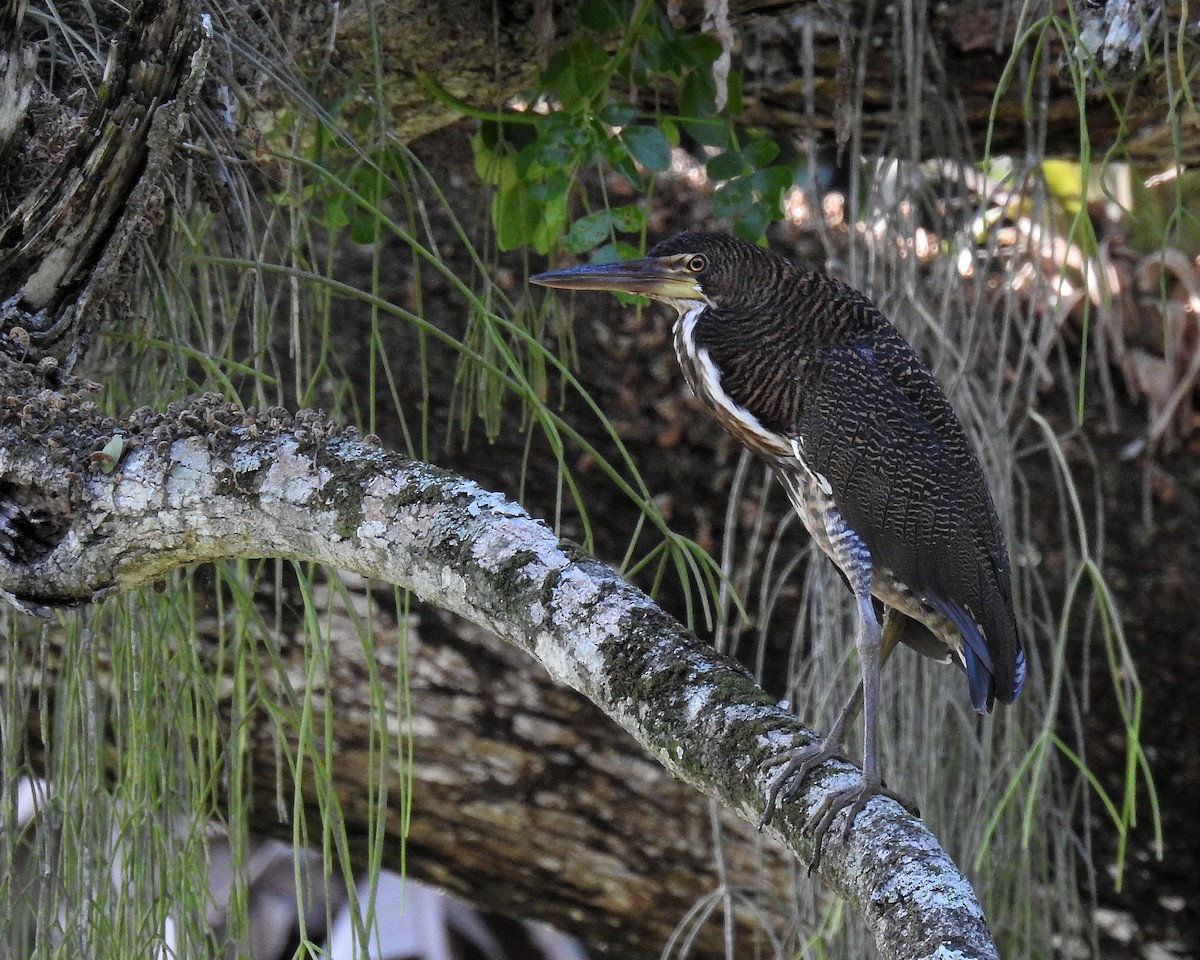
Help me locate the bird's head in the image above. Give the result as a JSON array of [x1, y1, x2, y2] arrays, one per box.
[[531, 232, 786, 315]]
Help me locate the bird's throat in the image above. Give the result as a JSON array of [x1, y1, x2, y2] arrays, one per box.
[[673, 305, 792, 459]]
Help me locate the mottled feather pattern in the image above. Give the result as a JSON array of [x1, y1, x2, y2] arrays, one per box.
[[649, 233, 1024, 710]]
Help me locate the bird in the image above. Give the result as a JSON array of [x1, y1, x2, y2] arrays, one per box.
[[530, 231, 1024, 864]]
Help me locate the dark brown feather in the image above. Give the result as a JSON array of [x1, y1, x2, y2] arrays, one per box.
[[649, 232, 1024, 709]]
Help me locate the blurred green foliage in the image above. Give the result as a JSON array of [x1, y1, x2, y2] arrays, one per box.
[[469, 0, 796, 254]]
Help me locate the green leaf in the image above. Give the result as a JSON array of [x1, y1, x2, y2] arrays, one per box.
[[471, 130, 519, 188], [562, 205, 646, 254], [529, 169, 571, 205], [590, 241, 622, 263], [706, 150, 746, 181], [564, 210, 616, 253], [637, 34, 676, 74], [743, 138, 780, 168], [475, 119, 504, 151], [600, 102, 638, 127], [494, 183, 541, 251], [348, 209, 382, 245], [680, 69, 715, 117], [752, 164, 795, 194], [712, 177, 752, 217], [621, 125, 671, 172], [544, 43, 606, 111], [609, 204, 645, 233], [592, 239, 641, 263], [579, 0, 623, 31], [681, 117, 731, 150], [532, 191, 570, 254], [732, 207, 769, 241], [320, 195, 349, 231], [477, 117, 537, 152], [525, 136, 573, 176], [605, 137, 644, 188], [724, 69, 743, 116], [674, 33, 722, 67]]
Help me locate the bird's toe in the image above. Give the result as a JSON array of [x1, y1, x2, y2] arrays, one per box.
[[758, 739, 847, 829], [806, 778, 920, 871]]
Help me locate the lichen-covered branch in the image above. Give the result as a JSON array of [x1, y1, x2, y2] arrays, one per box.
[[0, 383, 999, 960]]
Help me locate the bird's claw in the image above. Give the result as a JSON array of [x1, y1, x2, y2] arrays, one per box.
[[757, 742, 919, 872], [805, 779, 919, 872], [758, 739, 846, 830]]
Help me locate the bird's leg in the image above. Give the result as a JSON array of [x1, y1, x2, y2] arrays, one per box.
[[805, 599, 919, 869], [759, 609, 906, 828], [813, 608, 907, 750], [760, 605, 918, 869]]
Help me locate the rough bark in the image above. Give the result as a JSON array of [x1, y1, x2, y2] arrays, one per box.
[[0, 382, 1000, 960], [0, 0, 207, 366]]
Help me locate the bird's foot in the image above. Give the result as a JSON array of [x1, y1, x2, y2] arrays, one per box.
[[804, 777, 919, 871], [758, 739, 846, 830], [757, 741, 920, 871]]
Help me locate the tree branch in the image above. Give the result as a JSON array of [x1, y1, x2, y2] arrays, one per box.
[[0, 384, 999, 960]]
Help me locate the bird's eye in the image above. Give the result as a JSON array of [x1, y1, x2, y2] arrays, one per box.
[[686, 255, 707, 273]]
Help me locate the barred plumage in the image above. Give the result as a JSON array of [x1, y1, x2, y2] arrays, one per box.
[[532, 231, 1025, 863]]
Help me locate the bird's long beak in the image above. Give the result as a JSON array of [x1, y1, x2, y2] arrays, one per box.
[[530, 256, 703, 303]]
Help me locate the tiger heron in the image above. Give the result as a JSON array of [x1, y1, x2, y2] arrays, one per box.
[[531, 231, 1024, 862]]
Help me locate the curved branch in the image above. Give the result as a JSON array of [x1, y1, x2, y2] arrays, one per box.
[[0, 387, 999, 960]]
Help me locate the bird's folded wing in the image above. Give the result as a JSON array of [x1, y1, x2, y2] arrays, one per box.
[[792, 334, 1022, 708]]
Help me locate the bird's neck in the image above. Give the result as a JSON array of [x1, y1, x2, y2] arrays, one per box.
[[674, 277, 854, 438]]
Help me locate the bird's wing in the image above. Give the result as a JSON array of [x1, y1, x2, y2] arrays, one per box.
[[793, 330, 1023, 710]]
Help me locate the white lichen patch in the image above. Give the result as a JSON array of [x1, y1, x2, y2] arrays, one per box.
[[108, 448, 162, 512], [261, 443, 325, 503], [359, 472, 407, 540], [461, 485, 528, 519], [875, 831, 984, 924], [469, 517, 563, 573], [227, 443, 269, 473], [682, 683, 715, 721], [361, 473, 404, 522], [532, 570, 657, 701], [164, 438, 218, 506]]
